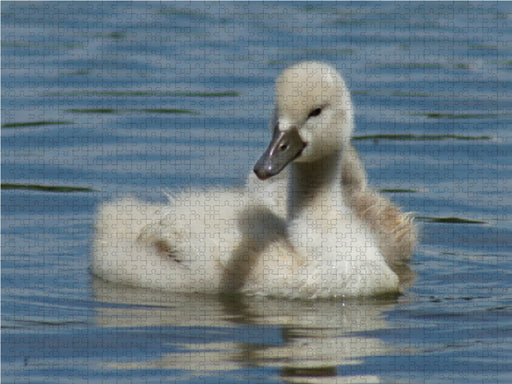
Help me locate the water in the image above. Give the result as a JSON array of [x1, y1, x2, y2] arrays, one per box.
[[2, 2, 512, 383]]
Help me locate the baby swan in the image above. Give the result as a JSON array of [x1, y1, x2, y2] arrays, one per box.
[[249, 61, 403, 297], [93, 61, 416, 299]]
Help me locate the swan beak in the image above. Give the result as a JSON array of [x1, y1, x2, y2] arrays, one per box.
[[253, 127, 306, 180]]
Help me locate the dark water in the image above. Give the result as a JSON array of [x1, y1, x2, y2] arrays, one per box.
[[2, 2, 512, 383]]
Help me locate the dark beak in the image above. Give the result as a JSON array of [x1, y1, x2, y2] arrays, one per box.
[[253, 126, 306, 180]]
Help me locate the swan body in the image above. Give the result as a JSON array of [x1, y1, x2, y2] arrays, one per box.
[[248, 143, 417, 278], [92, 61, 417, 298], [93, 190, 245, 292]]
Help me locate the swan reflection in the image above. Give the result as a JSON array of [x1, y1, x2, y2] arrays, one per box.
[[93, 279, 399, 383]]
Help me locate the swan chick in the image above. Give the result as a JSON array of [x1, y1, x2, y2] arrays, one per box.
[[250, 61, 405, 297], [93, 61, 416, 298]]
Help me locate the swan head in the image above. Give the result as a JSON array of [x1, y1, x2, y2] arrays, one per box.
[[254, 61, 354, 180]]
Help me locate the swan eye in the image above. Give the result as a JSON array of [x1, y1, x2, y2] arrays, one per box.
[[308, 108, 322, 118]]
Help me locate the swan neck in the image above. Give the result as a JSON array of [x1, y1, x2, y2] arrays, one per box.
[[287, 152, 343, 221]]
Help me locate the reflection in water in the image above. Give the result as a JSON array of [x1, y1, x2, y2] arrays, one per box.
[[93, 279, 398, 383]]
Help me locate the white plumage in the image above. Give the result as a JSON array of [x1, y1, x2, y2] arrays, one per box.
[[92, 61, 417, 299]]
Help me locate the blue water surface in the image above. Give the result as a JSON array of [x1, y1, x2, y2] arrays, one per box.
[[2, 2, 512, 383]]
